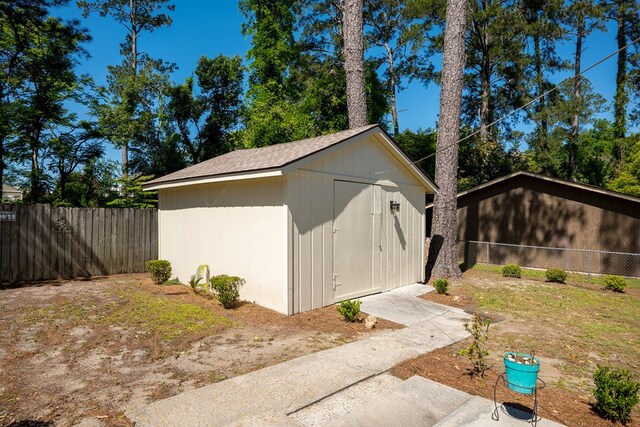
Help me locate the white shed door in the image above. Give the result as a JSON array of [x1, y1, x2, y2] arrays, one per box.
[[333, 180, 379, 301]]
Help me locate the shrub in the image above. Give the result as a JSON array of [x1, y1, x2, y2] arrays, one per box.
[[337, 299, 362, 322], [502, 264, 521, 278], [459, 314, 491, 377], [545, 268, 568, 283], [593, 365, 640, 424], [210, 274, 244, 308], [146, 260, 172, 284], [433, 278, 449, 295], [603, 275, 626, 292]]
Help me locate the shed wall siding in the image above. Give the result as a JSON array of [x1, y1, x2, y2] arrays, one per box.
[[453, 174, 640, 275], [457, 175, 640, 252], [158, 178, 288, 313], [287, 136, 425, 314]]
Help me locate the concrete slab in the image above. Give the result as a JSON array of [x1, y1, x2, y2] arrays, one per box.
[[127, 352, 374, 426], [289, 373, 403, 427], [360, 285, 467, 326], [435, 396, 565, 427], [128, 283, 476, 427], [328, 376, 473, 427], [225, 411, 302, 427], [316, 335, 422, 372]]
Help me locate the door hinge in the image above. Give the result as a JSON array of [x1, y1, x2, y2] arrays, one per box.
[[333, 227, 339, 234], [332, 273, 338, 290]]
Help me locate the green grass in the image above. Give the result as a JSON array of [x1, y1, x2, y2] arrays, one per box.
[[458, 268, 640, 382], [23, 288, 235, 342], [104, 289, 235, 340], [468, 263, 640, 289]]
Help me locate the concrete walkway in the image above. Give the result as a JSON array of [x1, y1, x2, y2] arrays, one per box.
[[127, 284, 563, 427]]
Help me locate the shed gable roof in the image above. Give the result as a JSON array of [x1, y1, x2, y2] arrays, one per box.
[[425, 171, 640, 208], [144, 124, 436, 192]]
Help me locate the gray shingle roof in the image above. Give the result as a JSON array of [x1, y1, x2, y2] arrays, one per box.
[[145, 124, 379, 186]]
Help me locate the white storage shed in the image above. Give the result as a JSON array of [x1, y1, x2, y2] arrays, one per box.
[[144, 125, 437, 315]]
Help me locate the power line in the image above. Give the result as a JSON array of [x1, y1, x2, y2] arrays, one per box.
[[374, 34, 640, 176]]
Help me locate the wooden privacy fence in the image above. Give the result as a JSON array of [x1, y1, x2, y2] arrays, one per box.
[[0, 204, 157, 283]]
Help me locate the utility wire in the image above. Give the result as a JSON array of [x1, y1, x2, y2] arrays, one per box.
[[374, 34, 640, 176]]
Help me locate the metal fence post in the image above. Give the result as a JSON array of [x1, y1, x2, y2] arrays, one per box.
[[587, 251, 591, 283], [486, 241, 490, 264]]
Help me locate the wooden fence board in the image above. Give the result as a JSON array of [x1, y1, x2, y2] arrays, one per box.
[[0, 204, 157, 283]]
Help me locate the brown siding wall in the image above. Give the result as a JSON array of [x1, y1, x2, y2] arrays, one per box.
[[457, 175, 640, 251], [441, 174, 640, 275]]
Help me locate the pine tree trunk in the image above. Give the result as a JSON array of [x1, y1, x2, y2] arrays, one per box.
[[342, 0, 368, 128], [613, 0, 628, 166], [123, 0, 137, 180], [479, 53, 492, 143], [385, 43, 399, 135], [534, 34, 548, 145], [428, 0, 468, 280], [478, 0, 492, 144], [569, 16, 583, 181]]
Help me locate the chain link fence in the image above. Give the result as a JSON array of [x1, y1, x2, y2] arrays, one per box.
[[459, 240, 640, 280]]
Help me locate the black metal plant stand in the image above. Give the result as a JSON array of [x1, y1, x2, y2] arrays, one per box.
[[492, 372, 546, 426]]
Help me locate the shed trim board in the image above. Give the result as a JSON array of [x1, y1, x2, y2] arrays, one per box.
[[153, 125, 431, 315]]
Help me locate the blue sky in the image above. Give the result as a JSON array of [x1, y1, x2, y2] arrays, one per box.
[[56, 1, 625, 162]]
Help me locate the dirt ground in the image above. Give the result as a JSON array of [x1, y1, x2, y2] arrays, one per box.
[[0, 274, 401, 427], [396, 269, 640, 427]]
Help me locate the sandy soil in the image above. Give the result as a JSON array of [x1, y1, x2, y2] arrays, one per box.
[[0, 274, 401, 427]]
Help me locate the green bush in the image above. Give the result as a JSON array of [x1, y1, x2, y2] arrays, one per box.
[[603, 275, 626, 292], [433, 278, 449, 294], [337, 299, 362, 322], [545, 268, 568, 283], [593, 365, 640, 424], [502, 264, 522, 278], [146, 260, 172, 284], [210, 275, 244, 308]]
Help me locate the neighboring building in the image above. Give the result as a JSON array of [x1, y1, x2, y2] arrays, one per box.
[[1, 184, 22, 201], [425, 171, 640, 276], [145, 125, 436, 315]]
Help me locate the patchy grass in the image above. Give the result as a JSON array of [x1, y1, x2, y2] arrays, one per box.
[[2, 274, 401, 426], [103, 288, 235, 341], [468, 263, 640, 290], [23, 288, 235, 343], [415, 269, 640, 425], [436, 270, 640, 384]]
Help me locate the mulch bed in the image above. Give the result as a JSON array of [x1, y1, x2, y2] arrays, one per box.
[[391, 339, 640, 426]]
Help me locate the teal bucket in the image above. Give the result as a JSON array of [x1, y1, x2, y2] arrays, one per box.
[[503, 352, 540, 395]]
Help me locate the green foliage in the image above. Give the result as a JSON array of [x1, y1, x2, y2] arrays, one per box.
[[603, 275, 627, 293], [607, 141, 640, 197], [1, 2, 91, 202], [337, 299, 362, 323], [459, 314, 491, 377], [61, 158, 119, 207], [502, 264, 522, 278], [210, 275, 245, 309], [545, 268, 567, 284], [106, 174, 157, 208], [432, 278, 449, 295], [167, 55, 244, 164], [395, 129, 436, 177], [79, 0, 176, 178], [593, 365, 640, 424], [146, 260, 172, 284]]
